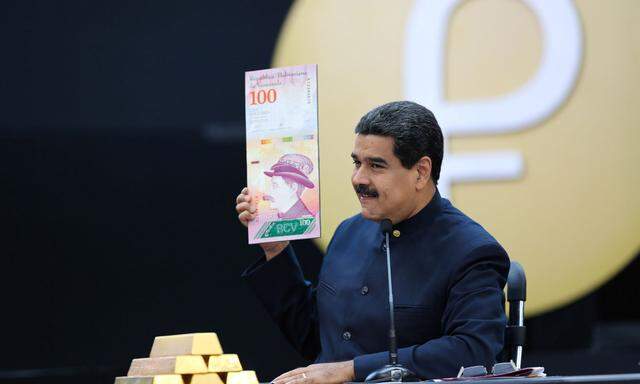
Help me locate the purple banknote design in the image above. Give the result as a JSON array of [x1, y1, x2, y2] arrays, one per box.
[[245, 64, 320, 244]]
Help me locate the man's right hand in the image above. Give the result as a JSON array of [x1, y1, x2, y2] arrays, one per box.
[[236, 187, 289, 260]]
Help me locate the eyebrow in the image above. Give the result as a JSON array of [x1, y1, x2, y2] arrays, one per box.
[[351, 153, 389, 166]]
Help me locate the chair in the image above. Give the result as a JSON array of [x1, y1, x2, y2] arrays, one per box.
[[504, 260, 527, 369]]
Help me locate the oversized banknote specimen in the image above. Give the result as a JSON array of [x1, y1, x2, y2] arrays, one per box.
[[245, 64, 320, 244]]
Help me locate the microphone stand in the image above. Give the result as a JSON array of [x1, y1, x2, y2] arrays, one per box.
[[365, 219, 419, 382]]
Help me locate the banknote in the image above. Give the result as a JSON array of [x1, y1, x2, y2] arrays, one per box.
[[245, 64, 320, 244]]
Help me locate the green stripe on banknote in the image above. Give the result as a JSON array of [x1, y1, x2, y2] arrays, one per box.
[[282, 136, 293, 142], [259, 218, 315, 239]]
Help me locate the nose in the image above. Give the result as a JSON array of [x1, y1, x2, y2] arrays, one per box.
[[352, 165, 369, 186]]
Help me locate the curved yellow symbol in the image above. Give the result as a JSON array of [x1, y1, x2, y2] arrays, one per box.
[[273, 0, 640, 316]]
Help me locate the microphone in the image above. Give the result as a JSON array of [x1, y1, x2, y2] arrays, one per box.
[[365, 219, 419, 382], [380, 219, 393, 236]]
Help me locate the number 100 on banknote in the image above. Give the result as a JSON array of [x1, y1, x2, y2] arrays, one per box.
[[245, 64, 320, 244]]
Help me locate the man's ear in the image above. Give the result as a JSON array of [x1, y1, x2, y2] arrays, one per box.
[[415, 156, 432, 190]]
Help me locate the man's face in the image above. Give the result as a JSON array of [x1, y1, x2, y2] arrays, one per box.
[[269, 175, 298, 212], [351, 134, 418, 223]]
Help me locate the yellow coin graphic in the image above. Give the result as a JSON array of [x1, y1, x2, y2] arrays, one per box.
[[273, 0, 640, 316]]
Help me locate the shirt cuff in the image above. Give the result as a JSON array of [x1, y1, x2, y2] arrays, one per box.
[[353, 351, 389, 381]]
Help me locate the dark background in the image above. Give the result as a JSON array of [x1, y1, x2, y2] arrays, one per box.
[[2, 1, 639, 383]]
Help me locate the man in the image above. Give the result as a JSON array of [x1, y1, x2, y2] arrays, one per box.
[[235, 101, 509, 384], [264, 153, 316, 219]]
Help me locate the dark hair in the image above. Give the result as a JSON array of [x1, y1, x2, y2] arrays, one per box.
[[354, 101, 443, 184]]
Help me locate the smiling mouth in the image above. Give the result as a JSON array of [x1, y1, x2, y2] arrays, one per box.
[[355, 185, 379, 201], [357, 191, 379, 201]]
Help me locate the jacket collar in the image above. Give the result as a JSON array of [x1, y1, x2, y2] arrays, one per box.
[[389, 189, 443, 239]]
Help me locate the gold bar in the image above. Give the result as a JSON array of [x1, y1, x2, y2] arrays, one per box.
[[226, 371, 259, 384], [128, 356, 208, 376], [115, 375, 184, 384], [150, 333, 223, 357], [187, 373, 225, 384], [207, 354, 243, 373]]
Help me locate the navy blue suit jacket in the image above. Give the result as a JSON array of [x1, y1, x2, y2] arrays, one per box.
[[243, 191, 509, 380]]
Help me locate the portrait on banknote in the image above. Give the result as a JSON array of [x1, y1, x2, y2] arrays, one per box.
[[245, 64, 320, 244]]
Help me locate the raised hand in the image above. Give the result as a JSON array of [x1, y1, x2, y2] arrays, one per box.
[[235, 187, 289, 260]]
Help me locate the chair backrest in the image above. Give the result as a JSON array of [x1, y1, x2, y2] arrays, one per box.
[[504, 261, 527, 368]]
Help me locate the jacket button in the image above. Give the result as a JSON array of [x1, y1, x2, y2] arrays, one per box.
[[361, 286, 369, 295], [392, 229, 401, 238], [342, 331, 352, 341]]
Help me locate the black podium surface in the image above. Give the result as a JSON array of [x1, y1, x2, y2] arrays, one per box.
[[348, 373, 640, 384]]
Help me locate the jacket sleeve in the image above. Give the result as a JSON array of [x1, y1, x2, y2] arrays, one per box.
[[353, 243, 510, 380], [241, 245, 320, 360]]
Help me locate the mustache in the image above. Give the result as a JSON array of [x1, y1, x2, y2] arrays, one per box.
[[354, 184, 379, 197]]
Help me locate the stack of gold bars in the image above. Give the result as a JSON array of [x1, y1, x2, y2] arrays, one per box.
[[115, 332, 260, 384]]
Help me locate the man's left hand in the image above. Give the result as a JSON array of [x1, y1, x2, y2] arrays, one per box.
[[272, 361, 355, 384]]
